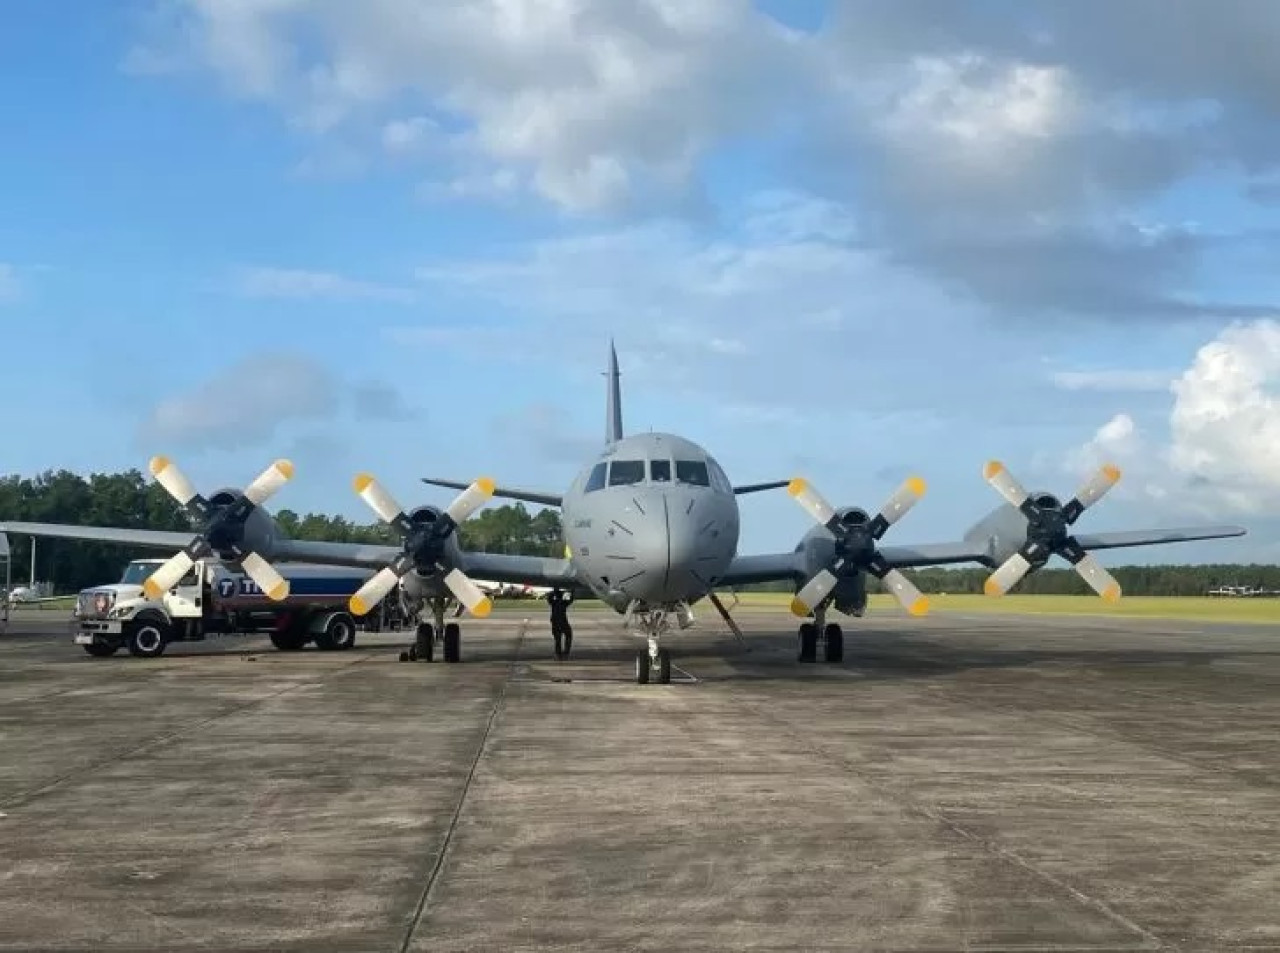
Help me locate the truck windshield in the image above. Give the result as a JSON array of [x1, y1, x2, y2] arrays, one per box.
[[119, 562, 161, 585]]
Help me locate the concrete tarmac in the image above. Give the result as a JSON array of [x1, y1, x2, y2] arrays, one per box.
[[1, 605, 1279, 951]]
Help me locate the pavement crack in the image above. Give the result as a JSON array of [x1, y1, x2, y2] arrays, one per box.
[[397, 621, 528, 953]]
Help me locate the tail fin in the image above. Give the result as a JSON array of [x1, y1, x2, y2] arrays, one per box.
[[605, 339, 623, 445]]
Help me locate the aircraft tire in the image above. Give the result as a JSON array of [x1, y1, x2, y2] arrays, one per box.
[[657, 649, 672, 684], [797, 623, 817, 663], [443, 623, 461, 663], [635, 652, 650, 684], [416, 623, 435, 661], [823, 624, 844, 663]]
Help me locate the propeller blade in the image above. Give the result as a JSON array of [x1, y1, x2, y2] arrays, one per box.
[[243, 459, 295, 506], [445, 477, 497, 524], [874, 476, 927, 534], [787, 477, 837, 528], [239, 551, 290, 601], [1064, 464, 1121, 523], [149, 456, 202, 510], [983, 460, 1030, 509], [983, 551, 1034, 597], [353, 472, 408, 525], [142, 549, 197, 601], [1071, 552, 1122, 602], [349, 567, 402, 616], [443, 568, 493, 618], [791, 568, 838, 617], [881, 568, 930, 616]]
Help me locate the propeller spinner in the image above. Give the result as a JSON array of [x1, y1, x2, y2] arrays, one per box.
[[143, 456, 294, 602], [981, 460, 1123, 601], [348, 473, 496, 618], [788, 475, 931, 617]]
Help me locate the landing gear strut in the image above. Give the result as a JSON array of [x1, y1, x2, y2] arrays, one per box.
[[797, 603, 843, 664], [399, 598, 462, 663], [626, 605, 679, 685]]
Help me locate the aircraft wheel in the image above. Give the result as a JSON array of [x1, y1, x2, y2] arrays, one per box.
[[443, 623, 461, 663], [416, 623, 435, 662], [657, 649, 672, 684], [635, 651, 650, 684], [823, 623, 844, 663], [797, 623, 817, 663]]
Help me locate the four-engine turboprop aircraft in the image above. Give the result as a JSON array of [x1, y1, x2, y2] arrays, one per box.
[[0, 343, 1247, 683]]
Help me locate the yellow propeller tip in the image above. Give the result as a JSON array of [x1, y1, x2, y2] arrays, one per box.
[[148, 455, 171, 476], [1102, 463, 1122, 483], [982, 578, 1005, 597], [982, 460, 1005, 480], [1101, 585, 1122, 603], [349, 596, 369, 616], [274, 459, 295, 480], [142, 579, 164, 600], [266, 582, 289, 601], [472, 598, 493, 618], [786, 477, 808, 497], [475, 477, 497, 496], [789, 597, 810, 617], [352, 473, 374, 494], [908, 597, 930, 617], [905, 475, 927, 497]]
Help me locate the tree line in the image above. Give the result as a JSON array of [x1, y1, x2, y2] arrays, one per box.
[[0, 467, 1275, 596]]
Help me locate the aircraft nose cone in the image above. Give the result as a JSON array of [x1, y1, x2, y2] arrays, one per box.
[[612, 490, 725, 605]]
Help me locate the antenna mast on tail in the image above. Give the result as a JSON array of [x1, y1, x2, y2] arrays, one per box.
[[605, 339, 623, 445]]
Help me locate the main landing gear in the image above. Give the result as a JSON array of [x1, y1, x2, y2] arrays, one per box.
[[399, 598, 462, 663], [797, 603, 844, 664]]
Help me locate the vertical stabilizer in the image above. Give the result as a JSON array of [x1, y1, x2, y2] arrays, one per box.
[[606, 339, 623, 445]]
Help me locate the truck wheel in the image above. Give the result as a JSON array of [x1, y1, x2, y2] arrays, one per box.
[[127, 621, 168, 658], [315, 613, 356, 651], [270, 630, 307, 651], [83, 641, 118, 658]]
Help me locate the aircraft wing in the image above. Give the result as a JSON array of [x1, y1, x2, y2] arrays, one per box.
[[718, 552, 806, 587], [422, 478, 562, 508], [456, 552, 585, 591], [0, 521, 197, 550], [732, 480, 790, 495], [877, 541, 995, 569], [718, 540, 993, 588], [1071, 525, 1247, 551]]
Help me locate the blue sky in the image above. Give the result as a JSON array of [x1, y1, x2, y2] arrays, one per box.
[[2, 0, 1279, 565]]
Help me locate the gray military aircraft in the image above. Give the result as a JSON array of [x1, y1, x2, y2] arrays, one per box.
[[0, 342, 1247, 683]]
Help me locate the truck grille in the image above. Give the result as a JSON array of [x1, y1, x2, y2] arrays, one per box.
[[77, 591, 115, 618]]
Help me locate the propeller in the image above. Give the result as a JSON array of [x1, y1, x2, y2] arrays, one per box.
[[981, 460, 1123, 601], [143, 456, 294, 602], [787, 475, 930, 618], [348, 473, 496, 618]]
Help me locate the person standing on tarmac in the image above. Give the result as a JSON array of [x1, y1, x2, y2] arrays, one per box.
[[547, 588, 574, 659]]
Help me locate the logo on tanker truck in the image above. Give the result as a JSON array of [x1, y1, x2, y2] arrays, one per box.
[[217, 576, 265, 598]]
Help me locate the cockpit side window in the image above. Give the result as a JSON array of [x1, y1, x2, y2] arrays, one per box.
[[608, 460, 646, 486], [707, 458, 732, 494], [650, 459, 671, 482], [675, 460, 710, 486], [584, 462, 607, 492]]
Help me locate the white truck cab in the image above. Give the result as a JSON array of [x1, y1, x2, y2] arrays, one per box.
[[74, 558, 397, 658]]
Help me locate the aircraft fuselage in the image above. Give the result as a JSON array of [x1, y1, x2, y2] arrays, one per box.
[[561, 432, 739, 611]]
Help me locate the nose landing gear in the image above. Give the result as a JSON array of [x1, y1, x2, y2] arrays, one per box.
[[625, 604, 683, 685]]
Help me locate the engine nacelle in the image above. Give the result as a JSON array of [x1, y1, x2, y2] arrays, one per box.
[[834, 506, 870, 529], [1029, 492, 1061, 511], [206, 488, 283, 557], [407, 504, 445, 528]]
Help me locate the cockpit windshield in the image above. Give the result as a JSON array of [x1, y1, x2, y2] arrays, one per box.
[[608, 460, 645, 486], [675, 460, 710, 486]]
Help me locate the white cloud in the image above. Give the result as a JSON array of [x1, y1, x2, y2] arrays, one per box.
[[136, 352, 417, 451], [1062, 319, 1280, 516], [1050, 368, 1175, 393], [234, 266, 415, 301]]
